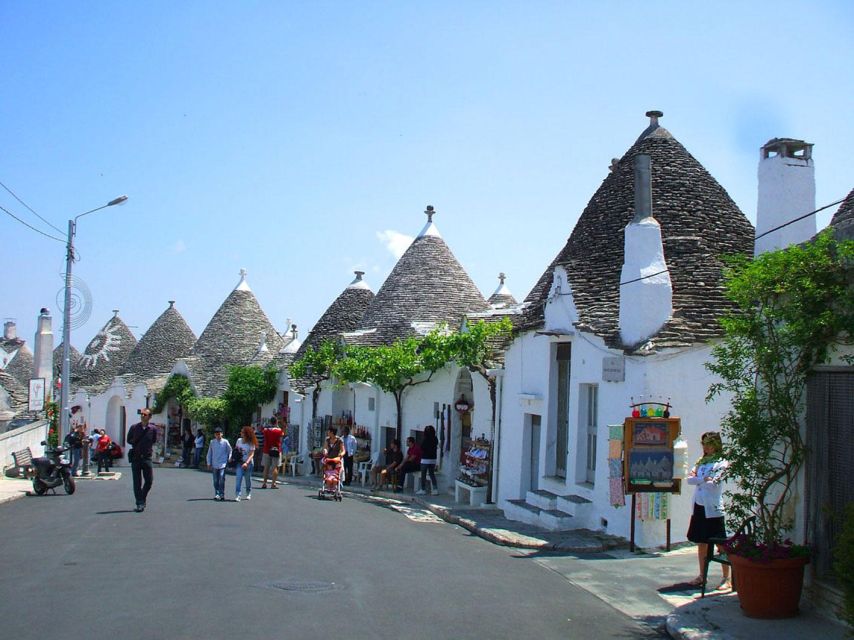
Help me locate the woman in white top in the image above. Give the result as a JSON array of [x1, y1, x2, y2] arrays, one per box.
[[686, 431, 730, 591], [234, 426, 257, 502]]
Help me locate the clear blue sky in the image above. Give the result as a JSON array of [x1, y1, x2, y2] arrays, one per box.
[[2, 1, 852, 350]]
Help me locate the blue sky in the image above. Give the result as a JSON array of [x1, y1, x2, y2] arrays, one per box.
[[2, 1, 852, 350]]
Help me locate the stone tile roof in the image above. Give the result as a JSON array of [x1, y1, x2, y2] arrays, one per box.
[[296, 271, 374, 359], [53, 344, 81, 382], [74, 312, 138, 390], [520, 113, 755, 352], [487, 273, 517, 309], [4, 344, 33, 386], [463, 309, 524, 368], [0, 370, 29, 414], [187, 271, 284, 397], [122, 301, 196, 382], [346, 208, 490, 345], [829, 188, 854, 241]]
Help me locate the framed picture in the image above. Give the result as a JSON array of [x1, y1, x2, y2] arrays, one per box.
[[28, 378, 46, 412], [632, 421, 668, 446], [629, 450, 674, 483]]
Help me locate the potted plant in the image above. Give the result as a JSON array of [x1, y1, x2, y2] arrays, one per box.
[[707, 230, 854, 619]]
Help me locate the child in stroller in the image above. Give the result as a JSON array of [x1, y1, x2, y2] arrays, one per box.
[[317, 426, 344, 501]]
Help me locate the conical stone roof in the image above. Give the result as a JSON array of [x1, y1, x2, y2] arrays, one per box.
[[4, 344, 33, 386], [296, 271, 374, 358], [53, 344, 82, 382], [829, 187, 854, 241], [488, 273, 517, 309], [187, 270, 284, 396], [75, 312, 138, 389], [350, 207, 489, 345], [521, 111, 755, 350], [123, 301, 196, 381]]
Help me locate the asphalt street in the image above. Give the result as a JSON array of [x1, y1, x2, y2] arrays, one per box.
[[0, 469, 665, 640]]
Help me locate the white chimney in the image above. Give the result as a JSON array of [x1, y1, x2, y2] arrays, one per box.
[[755, 138, 815, 255], [33, 308, 54, 394], [4, 320, 16, 340], [619, 152, 673, 347]]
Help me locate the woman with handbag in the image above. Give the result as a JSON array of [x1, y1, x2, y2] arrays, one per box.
[[234, 426, 257, 502]]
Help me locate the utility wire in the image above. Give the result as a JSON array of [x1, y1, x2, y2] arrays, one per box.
[[0, 179, 65, 234], [620, 268, 669, 287], [0, 203, 65, 243], [755, 198, 845, 241]]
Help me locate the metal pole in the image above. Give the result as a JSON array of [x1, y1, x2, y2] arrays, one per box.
[[59, 218, 75, 442]]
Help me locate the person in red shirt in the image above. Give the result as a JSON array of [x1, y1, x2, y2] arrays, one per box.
[[260, 417, 284, 489], [96, 429, 112, 474], [395, 435, 422, 493]]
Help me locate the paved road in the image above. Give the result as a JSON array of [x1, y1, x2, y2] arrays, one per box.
[[0, 469, 664, 639]]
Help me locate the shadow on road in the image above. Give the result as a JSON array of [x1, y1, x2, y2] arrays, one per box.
[[96, 509, 136, 514]]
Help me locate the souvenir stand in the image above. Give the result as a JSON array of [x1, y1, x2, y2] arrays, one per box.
[[620, 399, 685, 551]]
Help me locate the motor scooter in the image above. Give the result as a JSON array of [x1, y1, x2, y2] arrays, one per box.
[[31, 441, 76, 495]]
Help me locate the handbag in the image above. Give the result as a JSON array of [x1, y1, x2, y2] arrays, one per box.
[[229, 446, 243, 467], [269, 447, 280, 458]]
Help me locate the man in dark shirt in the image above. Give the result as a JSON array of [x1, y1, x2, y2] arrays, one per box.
[[127, 408, 158, 512]]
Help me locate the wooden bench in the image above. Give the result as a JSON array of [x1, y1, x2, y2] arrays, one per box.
[[701, 516, 756, 597], [11, 447, 34, 478]]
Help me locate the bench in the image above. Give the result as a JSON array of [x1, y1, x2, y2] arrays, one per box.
[[455, 479, 487, 507], [11, 447, 34, 478], [701, 516, 756, 597]]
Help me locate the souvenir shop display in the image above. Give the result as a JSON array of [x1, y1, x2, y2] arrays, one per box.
[[457, 435, 490, 487]]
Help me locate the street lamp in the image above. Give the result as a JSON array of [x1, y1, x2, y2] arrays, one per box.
[[59, 195, 128, 441]]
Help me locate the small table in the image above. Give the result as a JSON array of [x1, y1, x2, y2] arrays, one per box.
[[455, 479, 487, 507]]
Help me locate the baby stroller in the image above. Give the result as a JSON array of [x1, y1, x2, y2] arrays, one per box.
[[317, 457, 343, 501]]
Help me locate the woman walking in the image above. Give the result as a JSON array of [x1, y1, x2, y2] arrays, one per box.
[[686, 431, 731, 591], [193, 429, 205, 468], [234, 426, 257, 502], [416, 425, 440, 496]]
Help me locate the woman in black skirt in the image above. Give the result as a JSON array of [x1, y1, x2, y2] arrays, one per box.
[[686, 431, 731, 590]]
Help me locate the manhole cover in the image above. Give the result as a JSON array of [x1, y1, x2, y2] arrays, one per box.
[[268, 581, 336, 593]]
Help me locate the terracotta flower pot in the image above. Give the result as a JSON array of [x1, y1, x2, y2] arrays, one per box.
[[729, 554, 809, 619]]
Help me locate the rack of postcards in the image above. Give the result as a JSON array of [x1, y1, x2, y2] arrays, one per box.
[[457, 435, 491, 487], [353, 425, 372, 464]]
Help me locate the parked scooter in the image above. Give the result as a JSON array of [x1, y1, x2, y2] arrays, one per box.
[[31, 441, 76, 495]]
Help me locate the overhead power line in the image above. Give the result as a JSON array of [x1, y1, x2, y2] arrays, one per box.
[[0, 179, 64, 234], [0, 203, 65, 243], [755, 198, 845, 241]]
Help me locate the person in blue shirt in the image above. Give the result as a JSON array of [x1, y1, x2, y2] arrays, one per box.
[[206, 427, 232, 501]]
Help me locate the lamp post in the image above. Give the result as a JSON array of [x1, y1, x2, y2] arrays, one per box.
[[59, 195, 128, 441]]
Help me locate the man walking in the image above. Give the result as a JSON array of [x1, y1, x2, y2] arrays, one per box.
[[127, 408, 158, 512], [342, 426, 357, 485], [260, 417, 283, 489], [206, 427, 232, 501]]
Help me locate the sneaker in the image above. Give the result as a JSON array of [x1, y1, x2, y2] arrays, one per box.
[[431, 489, 440, 496], [235, 495, 241, 502], [245, 494, 251, 501], [416, 489, 427, 495]]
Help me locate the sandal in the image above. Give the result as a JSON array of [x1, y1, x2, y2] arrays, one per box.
[[716, 578, 732, 591], [260, 485, 267, 489], [687, 576, 704, 587]]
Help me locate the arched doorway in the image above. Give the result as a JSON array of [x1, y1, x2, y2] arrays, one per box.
[[447, 369, 474, 482], [105, 396, 127, 446]]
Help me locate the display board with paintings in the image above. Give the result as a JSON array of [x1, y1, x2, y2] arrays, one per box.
[[623, 417, 681, 494]]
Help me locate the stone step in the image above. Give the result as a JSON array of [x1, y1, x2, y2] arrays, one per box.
[[526, 489, 559, 511], [556, 494, 594, 526], [540, 509, 575, 531], [504, 499, 542, 526]]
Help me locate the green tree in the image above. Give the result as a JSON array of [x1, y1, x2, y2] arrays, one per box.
[[221, 365, 278, 438], [707, 229, 854, 550], [289, 340, 345, 425], [336, 329, 455, 440], [185, 396, 227, 432], [152, 374, 194, 415]]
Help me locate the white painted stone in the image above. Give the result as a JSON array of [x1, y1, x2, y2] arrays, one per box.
[[544, 266, 578, 333], [619, 217, 672, 347]]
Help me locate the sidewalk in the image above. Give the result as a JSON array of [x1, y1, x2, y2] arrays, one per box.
[[0, 470, 122, 503], [307, 475, 848, 640]]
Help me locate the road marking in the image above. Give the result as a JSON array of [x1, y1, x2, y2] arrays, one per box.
[[390, 504, 444, 523]]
